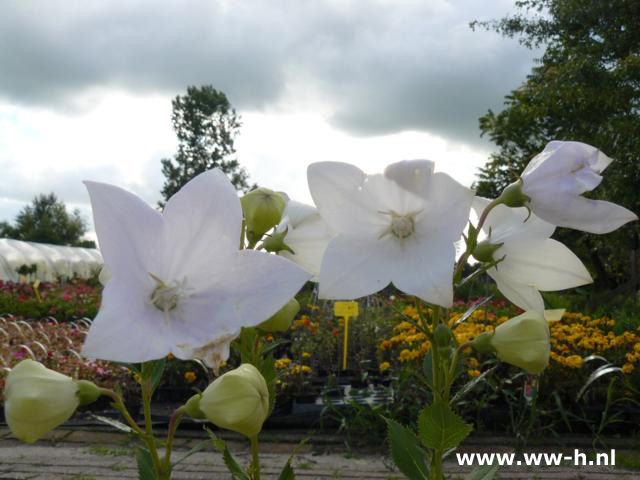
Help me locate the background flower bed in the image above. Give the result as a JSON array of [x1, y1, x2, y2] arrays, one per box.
[[0, 280, 638, 441], [0, 280, 100, 321]]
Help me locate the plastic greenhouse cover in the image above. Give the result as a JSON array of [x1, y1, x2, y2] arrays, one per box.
[[0, 238, 103, 282]]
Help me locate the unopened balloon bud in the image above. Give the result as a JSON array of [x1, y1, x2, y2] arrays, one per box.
[[241, 188, 287, 238]]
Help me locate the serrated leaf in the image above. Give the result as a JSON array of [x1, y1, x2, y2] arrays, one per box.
[[89, 413, 134, 433], [135, 446, 158, 480], [146, 358, 167, 395], [465, 463, 499, 480], [418, 401, 472, 451], [422, 351, 433, 388], [205, 427, 250, 480], [385, 418, 429, 480], [277, 458, 296, 480], [257, 353, 277, 416]]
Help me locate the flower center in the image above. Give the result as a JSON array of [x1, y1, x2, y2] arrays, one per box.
[[148, 274, 192, 313], [390, 214, 415, 239]]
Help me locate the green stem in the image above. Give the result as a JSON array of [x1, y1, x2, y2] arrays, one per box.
[[250, 435, 260, 480], [98, 388, 144, 436], [163, 406, 186, 472], [141, 368, 163, 478], [453, 199, 500, 284]]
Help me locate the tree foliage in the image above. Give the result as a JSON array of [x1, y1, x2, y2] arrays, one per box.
[[160, 85, 250, 205], [472, 0, 640, 290], [0, 193, 93, 247]]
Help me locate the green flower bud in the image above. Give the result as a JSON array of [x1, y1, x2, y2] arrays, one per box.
[[471, 240, 504, 263], [471, 332, 495, 355], [257, 298, 300, 333], [486, 311, 550, 374], [75, 380, 102, 406], [198, 364, 269, 438], [241, 188, 287, 239], [262, 228, 294, 254], [184, 393, 206, 419], [4, 360, 80, 443], [433, 324, 452, 348], [496, 178, 531, 209]]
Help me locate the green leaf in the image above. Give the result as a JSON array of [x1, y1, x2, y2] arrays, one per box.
[[385, 418, 429, 480], [258, 353, 277, 416], [277, 458, 296, 480], [147, 359, 167, 395], [418, 400, 472, 451], [135, 446, 158, 480], [465, 463, 499, 480], [422, 351, 434, 388], [205, 427, 250, 480]]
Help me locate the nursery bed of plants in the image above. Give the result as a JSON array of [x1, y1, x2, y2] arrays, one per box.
[[1, 280, 638, 444]]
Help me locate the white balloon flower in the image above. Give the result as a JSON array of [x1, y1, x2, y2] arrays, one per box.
[[472, 197, 592, 313], [82, 170, 310, 368], [307, 160, 474, 306], [519, 141, 637, 234]]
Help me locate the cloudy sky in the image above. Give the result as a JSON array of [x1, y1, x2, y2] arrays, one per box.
[[0, 0, 539, 237]]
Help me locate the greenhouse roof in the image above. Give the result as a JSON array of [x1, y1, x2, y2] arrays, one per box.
[[0, 238, 103, 282]]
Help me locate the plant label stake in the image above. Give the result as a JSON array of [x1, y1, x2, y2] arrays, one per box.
[[334, 301, 359, 370]]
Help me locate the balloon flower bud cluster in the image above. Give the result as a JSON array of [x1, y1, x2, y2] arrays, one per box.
[[240, 188, 287, 247], [185, 364, 269, 438], [3, 360, 101, 443]]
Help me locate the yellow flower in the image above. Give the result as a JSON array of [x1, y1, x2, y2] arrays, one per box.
[[468, 369, 481, 378], [302, 352, 311, 358], [467, 357, 479, 368], [301, 366, 312, 374], [184, 371, 197, 383], [379, 361, 391, 372], [275, 358, 292, 369], [399, 349, 412, 362], [564, 355, 583, 369], [622, 363, 635, 374]]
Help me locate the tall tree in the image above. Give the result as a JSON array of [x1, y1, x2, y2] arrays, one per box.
[[472, 0, 640, 290], [0, 193, 93, 247], [160, 85, 250, 205]]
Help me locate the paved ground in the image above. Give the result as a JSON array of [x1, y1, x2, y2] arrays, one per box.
[[0, 428, 637, 479]]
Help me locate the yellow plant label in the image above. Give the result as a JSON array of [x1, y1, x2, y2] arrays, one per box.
[[334, 301, 359, 317]]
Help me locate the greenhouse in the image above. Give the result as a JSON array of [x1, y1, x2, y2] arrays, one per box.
[[0, 238, 102, 282]]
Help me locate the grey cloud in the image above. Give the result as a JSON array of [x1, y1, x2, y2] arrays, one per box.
[[0, 0, 537, 145]]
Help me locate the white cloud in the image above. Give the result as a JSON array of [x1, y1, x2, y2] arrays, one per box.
[[0, 0, 538, 236]]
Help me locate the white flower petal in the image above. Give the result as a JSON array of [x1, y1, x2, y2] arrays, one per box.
[[281, 212, 334, 279], [415, 173, 474, 243], [307, 162, 388, 235], [489, 269, 545, 312], [522, 141, 610, 191], [392, 239, 455, 307], [282, 200, 318, 228], [529, 193, 637, 234], [173, 249, 310, 365], [84, 181, 163, 283], [161, 169, 242, 282], [318, 234, 396, 300], [383, 159, 435, 197], [496, 239, 592, 290], [82, 279, 172, 362]]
